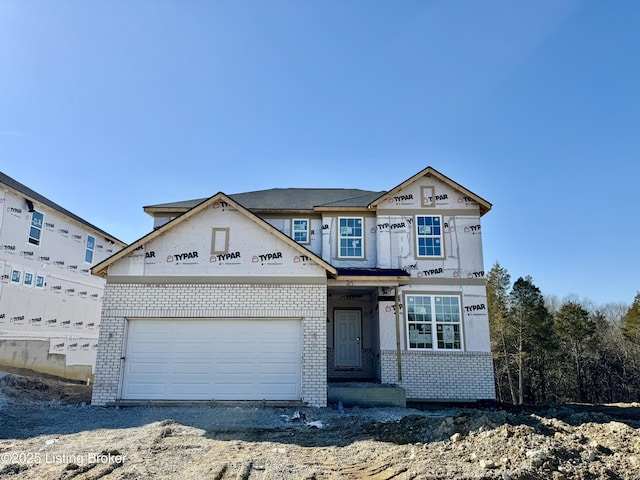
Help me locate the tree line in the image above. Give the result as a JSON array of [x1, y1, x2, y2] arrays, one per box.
[[486, 262, 640, 405]]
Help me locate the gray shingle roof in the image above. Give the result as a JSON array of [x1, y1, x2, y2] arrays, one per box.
[[145, 188, 386, 211], [0, 171, 125, 244]]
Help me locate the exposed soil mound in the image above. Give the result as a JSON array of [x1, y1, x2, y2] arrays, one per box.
[[0, 372, 91, 404], [1, 371, 640, 479]]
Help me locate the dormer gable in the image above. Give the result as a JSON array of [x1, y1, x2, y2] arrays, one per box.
[[368, 166, 491, 215]]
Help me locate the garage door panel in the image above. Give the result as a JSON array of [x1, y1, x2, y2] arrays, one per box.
[[122, 319, 302, 401], [131, 321, 172, 334], [171, 362, 212, 375], [128, 341, 171, 355], [214, 383, 255, 397], [259, 383, 298, 396], [126, 362, 168, 375], [260, 361, 299, 375], [216, 361, 255, 374], [260, 342, 299, 354], [173, 342, 213, 355], [215, 342, 257, 354], [170, 383, 212, 395], [125, 382, 167, 395]]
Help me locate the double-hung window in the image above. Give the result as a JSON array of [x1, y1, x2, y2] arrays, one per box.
[[85, 235, 96, 263], [292, 219, 309, 244], [28, 210, 44, 246], [338, 217, 364, 259], [407, 294, 462, 350], [416, 215, 442, 258]]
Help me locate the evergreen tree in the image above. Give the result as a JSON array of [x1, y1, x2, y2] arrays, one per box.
[[554, 301, 595, 402], [486, 262, 515, 403], [623, 293, 640, 342], [508, 276, 553, 404]]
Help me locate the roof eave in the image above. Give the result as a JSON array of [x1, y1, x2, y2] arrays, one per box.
[[313, 206, 374, 213], [0, 180, 126, 247], [142, 206, 193, 215], [328, 276, 410, 286], [248, 208, 318, 215]]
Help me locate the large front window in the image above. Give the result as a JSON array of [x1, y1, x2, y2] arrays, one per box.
[[407, 294, 462, 350], [416, 215, 442, 257], [338, 217, 363, 258]]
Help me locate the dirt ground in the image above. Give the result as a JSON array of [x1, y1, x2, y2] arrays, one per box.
[[1, 372, 640, 479]]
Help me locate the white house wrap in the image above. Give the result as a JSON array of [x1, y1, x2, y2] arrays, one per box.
[[91, 167, 495, 406]]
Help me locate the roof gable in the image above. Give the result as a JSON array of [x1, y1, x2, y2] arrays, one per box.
[[368, 166, 492, 215], [92, 192, 337, 278], [0, 171, 126, 245]]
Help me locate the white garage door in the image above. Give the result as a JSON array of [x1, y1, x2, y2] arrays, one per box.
[[121, 318, 302, 401]]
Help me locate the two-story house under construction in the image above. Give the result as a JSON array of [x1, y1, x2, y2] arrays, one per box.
[[0, 172, 126, 381], [91, 166, 494, 406]]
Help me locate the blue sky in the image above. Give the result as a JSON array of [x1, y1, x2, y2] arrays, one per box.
[[1, 1, 638, 306]]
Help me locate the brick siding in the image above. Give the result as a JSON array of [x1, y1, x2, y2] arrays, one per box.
[[327, 348, 375, 379], [380, 350, 495, 401], [92, 283, 327, 407]]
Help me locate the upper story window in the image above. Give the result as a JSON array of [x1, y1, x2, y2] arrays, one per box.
[[416, 215, 443, 258], [28, 210, 44, 246], [85, 235, 96, 263], [292, 219, 309, 244], [338, 217, 364, 259], [407, 294, 462, 350]]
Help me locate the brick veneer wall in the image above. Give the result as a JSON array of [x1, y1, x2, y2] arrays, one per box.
[[327, 348, 375, 379], [92, 283, 327, 407], [380, 350, 495, 401]]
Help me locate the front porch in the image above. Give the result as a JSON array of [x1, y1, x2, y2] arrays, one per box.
[[325, 269, 409, 407], [327, 381, 406, 408], [326, 269, 408, 381], [326, 286, 383, 383]]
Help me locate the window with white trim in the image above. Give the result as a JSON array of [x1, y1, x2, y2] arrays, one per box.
[[85, 235, 95, 263], [35, 274, 45, 289], [10, 269, 21, 284], [28, 210, 44, 246], [292, 219, 309, 244], [338, 217, 364, 258], [407, 294, 462, 350], [416, 215, 442, 257], [23, 272, 34, 287]]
